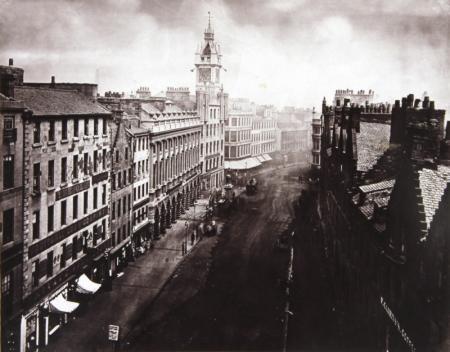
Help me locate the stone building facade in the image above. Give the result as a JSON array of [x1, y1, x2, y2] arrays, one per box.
[[251, 116, 277, 158], [311, 107, 321, 170], [318, 94, 450, 351], [15, 82, 112, 351], [0, 59, 26, 351]]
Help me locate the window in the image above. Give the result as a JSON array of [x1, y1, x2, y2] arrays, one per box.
[[102, 117, 107, 135], [118, 173, 122, 188], [74, 119, 79, 137], [61, 157, 67, 183], [61, 200, 66, 226], [93, 151, 98, 173], [83, 191, 88, 214], [101, 219, 106, 240], [33, 163, 40, 193], [2, 208, 14, 244], [48, 205, 54, 232], [115, 150, 119, 163], [73, 195, 78, 220], [62, 120, 68, 140], [33, 122, 40, 143], [111, 232, 116, 247], [112, 174, 116, 191], [123, 196, 126, 215], [125, 147, 128, 160], [102, 149, 106, 170], [32, 210, 40, 239], [48, 160, 54, 188], [4, 116, 14, 129], [72, 237, 77, 260], [83, 152, 88, 175], [61, 243, 66, 268], [94, 118, 98, 135], [3, 155, 14, 189], [84, 118, 89, 136], [93, 225, 98, 246], [73, 155, 78, 179], [112, 202, 116, 220], [117, 199, 121, 218], [128, 194, 131, 211], [93, 188, 98, 209], [49, 121, 55, 142], [102, 184, 106, 205], [47, 251, 53, 277], [32, 260, 39, 287], [1, 273, 12, 301]]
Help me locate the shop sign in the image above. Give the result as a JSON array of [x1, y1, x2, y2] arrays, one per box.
[[380, 296, 415, 352], [108, 325, 119, 341]]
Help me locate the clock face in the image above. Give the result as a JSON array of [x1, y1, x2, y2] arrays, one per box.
[[199, 68, 211, 82]]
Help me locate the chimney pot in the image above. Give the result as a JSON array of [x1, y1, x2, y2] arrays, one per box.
[[445, 121, 450, 140], [430, 101, 435, 110], [8, 58, 13, 66], [414, 99, 420, 109]]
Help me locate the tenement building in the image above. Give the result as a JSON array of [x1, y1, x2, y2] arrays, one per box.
[[311, 107, 321, 170], [194, 17, 227, 190], [11, 72, 112, 351], [251, 112, 277, 163], [318, 94, 450, 351], [109, 110, 133, 275], [1, 59, 26, 351], [224, 98, 261, 173], [333, 89, 374, 106]]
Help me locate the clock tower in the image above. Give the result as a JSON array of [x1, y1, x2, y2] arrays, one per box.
[[195, 13, 228, 191], [195, 12, 222, 92]]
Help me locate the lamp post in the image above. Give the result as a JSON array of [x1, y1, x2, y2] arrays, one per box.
[[184, 221, 188, 255]]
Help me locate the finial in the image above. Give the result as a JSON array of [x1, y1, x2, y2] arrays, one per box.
[[208, 11, 211, 27]]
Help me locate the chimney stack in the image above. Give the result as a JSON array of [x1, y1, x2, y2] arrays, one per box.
[[414, 99, 420, 109], [50, 75, 55, 88], [422, 96, 430, 109], [8, 58, 13, 66]]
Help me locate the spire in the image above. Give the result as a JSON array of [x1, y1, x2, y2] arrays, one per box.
[[204, 12, 214, 41]]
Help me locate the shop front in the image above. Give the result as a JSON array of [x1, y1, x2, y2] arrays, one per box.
[[20, 284, 80, 352]]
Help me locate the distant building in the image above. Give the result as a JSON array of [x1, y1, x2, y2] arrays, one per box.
[[251, 115, 277, 161], [136, 86, 151, 100], [334, 89, 374, 106], [311, 107, 321, 170]]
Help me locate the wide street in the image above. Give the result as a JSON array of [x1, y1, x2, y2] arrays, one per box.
[[124, 165, 304, 351]]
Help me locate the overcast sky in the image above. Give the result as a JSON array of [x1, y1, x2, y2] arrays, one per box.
[[1, 0, 449, 110]]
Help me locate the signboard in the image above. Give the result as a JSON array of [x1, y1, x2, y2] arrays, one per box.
[[380, 296, 415, 351], [108, 325, 119, 341]]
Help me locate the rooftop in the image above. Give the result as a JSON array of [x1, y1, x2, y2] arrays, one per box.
[[356, 122, 390, 172], [14, 86, 109, 116]]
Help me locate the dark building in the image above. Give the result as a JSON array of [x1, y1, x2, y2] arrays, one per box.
[[1, 58, 26, 351], [318, 94, 450, 351]]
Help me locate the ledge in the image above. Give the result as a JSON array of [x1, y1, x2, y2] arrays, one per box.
[[47, 141, 56, 146], [61, 139, 69, 144], [32, 143, 42, 148]]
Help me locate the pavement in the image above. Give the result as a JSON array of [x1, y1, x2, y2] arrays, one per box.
[[43, 196, 219, 352]]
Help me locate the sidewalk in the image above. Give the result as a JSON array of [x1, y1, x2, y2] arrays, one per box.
[[43, 198, 212, 352]]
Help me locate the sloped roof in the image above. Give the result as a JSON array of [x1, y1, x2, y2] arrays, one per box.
[[359, 179, 395, 193], [356, 122, 390, 172], [418, 165, 450, 229], [14, 86, 110, 116]]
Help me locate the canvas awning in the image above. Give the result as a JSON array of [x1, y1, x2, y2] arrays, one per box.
[[262, 154, 272, 161], [76, 274, 101, 294], [49, 294, 79, 314], [224, 157, 261, 170], [256, 155, 266, 163]]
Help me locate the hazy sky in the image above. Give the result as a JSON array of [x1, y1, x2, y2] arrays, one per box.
[[1, 0, 449, 110]]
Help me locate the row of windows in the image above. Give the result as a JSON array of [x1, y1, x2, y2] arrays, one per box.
[[205, 123, 222, 137], [33, 118, 108, 144], [251, 142, 275, 155], [205, 140, 222, 155], [32, 186, 107, 240], [225, 130, 251, 143], [252, 131, 276, 142], [112, 168, 132, 191], [111, 194, 132, 220], [32, 150, 108, 192], [224, 144, 251, 159], [111, 221, 131, 247], [134, 182, 149, 202], [252, 120, 276, 130], [134, 136, 149, 152], [31, 221, 106, 287], [229, 116, 252, 127], [206, 156, 223, 171], [133, 206, 148, 227]]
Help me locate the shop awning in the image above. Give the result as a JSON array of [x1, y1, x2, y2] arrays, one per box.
[[224, 157, 261, 170], [76, 274, 101, 294], [49, 295, 79, 314], [262, 154, 272, 161], [256, 155, 266, 163]]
